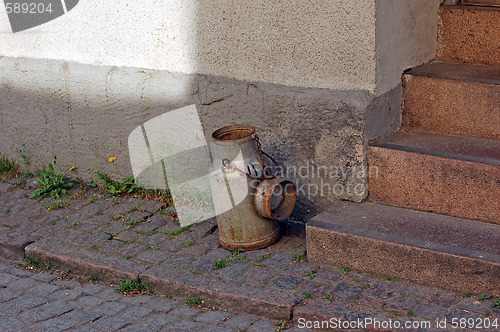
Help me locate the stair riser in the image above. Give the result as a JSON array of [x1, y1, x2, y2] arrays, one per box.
[[307, 224, 500, 296], [437, 6, 500, 66], [368, 146, 500, 223], [403, 74, 500, 140]]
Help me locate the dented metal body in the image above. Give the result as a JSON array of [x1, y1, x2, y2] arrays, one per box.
[[210, 125, 281, 251]]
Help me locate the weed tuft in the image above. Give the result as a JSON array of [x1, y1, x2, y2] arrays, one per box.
[[117, 279, 153, 295], [25, 257, 51, 270], [186, 296, 203, 307]]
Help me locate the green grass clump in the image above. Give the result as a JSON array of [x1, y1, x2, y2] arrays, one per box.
[[46, 200, 69, 211], [168, 225, 190, 236], [25, 257, 51, 270], [186, 296, 203, 307], [304, 269, 317, 280], [96, 172, 140, 196], [31, 160, 77, 201], [214, 259, 227, 269], [0, 153, 19, 178], [117, 279, 153, 295]]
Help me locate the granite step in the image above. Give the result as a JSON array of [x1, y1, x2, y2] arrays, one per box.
[[437, 5, 500, 66], [402, 61, 500, 140], [368, 130, 500, 223], [306, 202, 500, 296]]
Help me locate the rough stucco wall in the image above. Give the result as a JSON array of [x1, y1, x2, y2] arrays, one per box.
[[0, 57, 372, 222], [375, 0, 440, 95], [0, 0, 377, 91]]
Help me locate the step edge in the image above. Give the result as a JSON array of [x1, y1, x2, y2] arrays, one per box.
[[404, 64, 500, 85], [307, 219, 500, 264], [369, 142, 500, 166]]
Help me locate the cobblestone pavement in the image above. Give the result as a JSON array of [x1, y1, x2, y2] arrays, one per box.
[[0, 257, 282, 332], [0, 178, 499, 331]]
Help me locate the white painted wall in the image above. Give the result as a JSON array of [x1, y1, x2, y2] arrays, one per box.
[[0, 0, 377, 91]]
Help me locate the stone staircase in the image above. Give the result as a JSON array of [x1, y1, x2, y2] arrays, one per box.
[[306, 4, 500, 296]]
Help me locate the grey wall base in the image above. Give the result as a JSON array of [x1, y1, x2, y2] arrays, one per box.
[[0, 57, 401, 224]]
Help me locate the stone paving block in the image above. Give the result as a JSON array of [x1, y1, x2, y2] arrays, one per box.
[[223, 314, 258, 329], [194, 310, 231, 324], [6, 277, 38, 290], [283, 262, 320, 277], [53, 279, 82, 288], [272, 274, 303, 290], [190, 258, 216, 274], [92, 301, 127, 315], [137, 250, 170, 265], [91, 316, 131, 330], [1, 317, 31, 331], [243, 267, 278, 284], [133, 217, 165, 233], [119, 306, 153, 320], [169, 307, 202, 319], [330, 282, 364, 301], [120, 324, 157, 332], [50, 288, 84, 301], [29, 271, 59, 282], [263, 252, 293, 269], [101, 220, 128, 235], [201, 325, 235, 332], [30, 282, 61, 296], [139, 201, 164, 214], [218, 262, 251, 280], [68, 199, 88, 210], [71, 326, 101, 332], [164, 254, 197, 268], [248, 319, 278, 332], [34, 317, 78, 332], [0, 303, 22, 317], [140, 233, 170, 247], [142, 313, 177, 328], [78, 199, 112, 217], [61, 308, 102, 325], [179, 244, 211, 257], [293, 299, 356, 325], [384, 296, 421, 313], [14, 294, 48, 308], [144, 296, 176, 312], [314, 269, 342, 283], [20, 307, 60, 323], [81, 283, 108, 295], [0, 286, 23, 303], [241, 249, 270, 262], [457, 297, 498, 316], [94, 288, 123, 301], [25, 239, 144, 284], [0, 271, 20, 285], [297, 280, 332, 297], [414, 303, 449, 319], [38, 299, 76, 316], [445, 309, 485, 321], [119, 242, 150, 258], [142, 265, 302, 320], [0, 229, 36, 260], [115, 230, 140, 242], [198, 233, 220, 247], [168, 319, 207, 331], [427, 292, 462, 308], [73, 295, 107, 308], [119, 295, 154, 306]]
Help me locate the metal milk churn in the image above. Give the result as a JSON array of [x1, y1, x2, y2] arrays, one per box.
[[210, 125, 297, 251]]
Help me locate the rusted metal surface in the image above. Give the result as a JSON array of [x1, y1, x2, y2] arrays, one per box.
[[254, 178, 297, 220], [210, 124, 295, 251]]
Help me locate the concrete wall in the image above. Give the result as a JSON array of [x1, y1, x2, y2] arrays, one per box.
[[0, 1, 441, 225], [0, 0, 377, 91]]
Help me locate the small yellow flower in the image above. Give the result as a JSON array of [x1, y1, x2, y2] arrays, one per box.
[[53, 154, 57, 159], [108, 156, 116, 163], [69, 167, 76, 171]]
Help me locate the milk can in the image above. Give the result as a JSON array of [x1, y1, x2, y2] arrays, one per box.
[[210, 125, 297, 251]]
